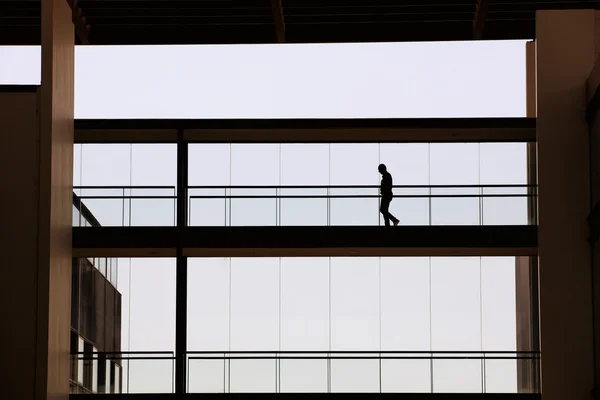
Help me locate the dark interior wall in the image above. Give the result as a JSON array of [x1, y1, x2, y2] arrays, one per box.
[[0, 90, 40, 399]]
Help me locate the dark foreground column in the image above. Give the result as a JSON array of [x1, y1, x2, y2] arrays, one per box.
[[536, 9, 596, 400], [0, 0, 74, 398]]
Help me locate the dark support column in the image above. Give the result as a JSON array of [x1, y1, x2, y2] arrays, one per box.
[[537, 10, 596, 400], [175, 130, 188, 393]]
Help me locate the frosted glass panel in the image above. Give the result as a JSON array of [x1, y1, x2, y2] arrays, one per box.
[[189, 144, 231, 186], [381, 358, 431, 393], [188, 258, 230, 351], [480, 143, 527, 184], [431, 258, 481, 351], [430, 143, 479, 185], [381, 258, 430, 350], [380, 144, 430, 185], [330, 258, 379, 350], [81, 144, 131, 186], [230, 259, 279, 350], [485, 358, 518, 393], [281, 144, 329, 185], [433, 358, 482, 393], [330, 144, 379, 185], [229, 359, 277, 393], [131, 144, 176, 186], [188, 359, 225, 393], [231, 144, 279, 185], [330, 359, 380, 393], [481, 258, 516, 351], [280, 258, 329, 350], [127, 259, 176, 352], [280, 359, 328, 393], [127, 360, 174, 393]]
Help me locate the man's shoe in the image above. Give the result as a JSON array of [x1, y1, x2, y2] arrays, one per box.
[[393, 220, 399, 226]]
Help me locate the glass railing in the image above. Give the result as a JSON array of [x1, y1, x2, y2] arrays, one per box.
[[186, 351, 539, 394], [70, 351, 539, 394], [73, 187, 177, 227], [71, 352, 175, 394], [189, 185, 535, 226], [72, 185, 536, 227]]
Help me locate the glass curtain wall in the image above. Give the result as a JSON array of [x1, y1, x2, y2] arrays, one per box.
[[187, 256, 526, 393], [188, 143, 528, 226], [71, 143, 529, 227]]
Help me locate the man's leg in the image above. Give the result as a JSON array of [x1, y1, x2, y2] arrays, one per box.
[[388, 198, 399, 225], [380, 197, 391, 226]]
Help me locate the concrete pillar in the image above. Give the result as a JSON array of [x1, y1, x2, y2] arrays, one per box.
[[39, 0, 75, 396], [0, 0, 74, 398], [536, 9, 596, 400]]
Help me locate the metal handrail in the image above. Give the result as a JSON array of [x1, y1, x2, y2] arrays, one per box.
[[189, 184, 537, 189], [185, 350, 539, 354], [73, 186, 176, 189], [189, 194, 534, 199], [72, 351, 175, 360]]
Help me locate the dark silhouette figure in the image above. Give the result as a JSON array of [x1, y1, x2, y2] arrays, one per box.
[[378, 164, 399, 226]]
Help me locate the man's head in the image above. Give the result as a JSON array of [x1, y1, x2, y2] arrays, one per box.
[[378, 164, 387, 174]]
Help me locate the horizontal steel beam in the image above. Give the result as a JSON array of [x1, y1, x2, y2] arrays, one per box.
[[72, 225, 537, 258], [73, 118, 535, 143]]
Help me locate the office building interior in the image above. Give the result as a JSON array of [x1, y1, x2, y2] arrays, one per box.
[[1, 1, 600, 400]]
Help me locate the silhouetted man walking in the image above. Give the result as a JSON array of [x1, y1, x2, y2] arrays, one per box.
[[378, 164, 399, 226]]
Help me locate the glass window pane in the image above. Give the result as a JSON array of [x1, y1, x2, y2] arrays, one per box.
[[230, 259, 279, 350], [485, 358, 518, 393], [329, 188, 379, 226], [188, 258, 230, 351], [281, 144, 329, 185], [114, 258, 176, 393], [188, 359, 226, 393], [230, 190, 277, 226], [189, 144, 231, 186], [431, 258, 481, 351], [480, 143, 527, 184], [330, 258, 379, 350], [381, 257, 430, 351], [280, 358, 328, 393], [430, 143, 479, 185], [330, 144, 379, 185], [131, 144, 176, 187], [229, 358, 277, 393], [330, 358, 380, 393], [481, 257, 517, 351], [231, 144, 279, 185], [92, 346, 98, 392], [380, 144, 430, 185], [280, 258, 329, 351], [381, 358, 431, 393], [127, 360, 174, 393], [280, 191, 328, 226], [81, 144, 131, 186], [431, 187, 481, 225], [78, 338, 85, 385], [432, 358, 482, 393], [126, 259, 176, 352], [74, 144, 82, 187]]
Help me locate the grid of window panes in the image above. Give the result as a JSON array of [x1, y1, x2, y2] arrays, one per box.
[[72, 143, 530, 227], [70, 333, 122, 394], [76, 256, 537, 394]]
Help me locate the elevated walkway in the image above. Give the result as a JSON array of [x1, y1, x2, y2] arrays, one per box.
[[72, 225, 537, 258]]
